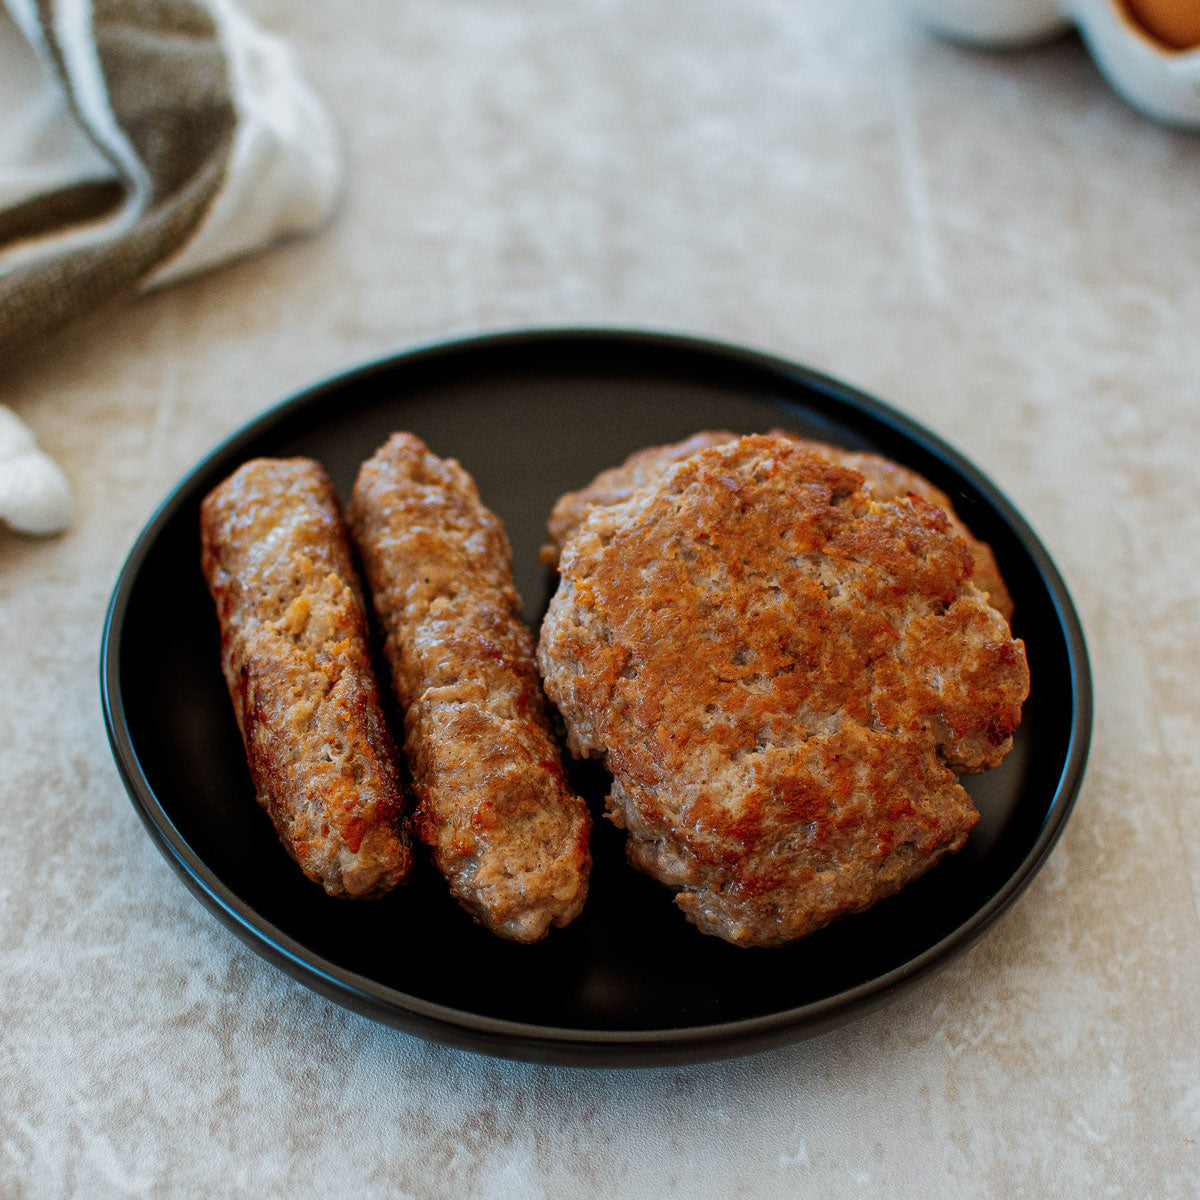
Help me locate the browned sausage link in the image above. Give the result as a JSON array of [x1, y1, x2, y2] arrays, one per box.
[[200, 458, 412, 898], [348, 434, 591, 942]]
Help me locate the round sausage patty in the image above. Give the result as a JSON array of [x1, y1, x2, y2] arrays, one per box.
[[537, 434, 1029, 947]]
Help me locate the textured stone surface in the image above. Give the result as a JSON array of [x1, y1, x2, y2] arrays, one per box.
[[2, 1, 1198, 1195]]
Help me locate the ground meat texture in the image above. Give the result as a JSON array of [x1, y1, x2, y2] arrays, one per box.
[[537, 434, 1029, 948], [827, 447, 1014, 622], [348, 433, 591, 943], [541, 430, 1014, 621], [200, 458, 412, 899], [541, 431, 736, 569]]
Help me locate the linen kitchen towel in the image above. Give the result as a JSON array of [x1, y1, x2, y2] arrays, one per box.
[[0, 0, 341, 533]]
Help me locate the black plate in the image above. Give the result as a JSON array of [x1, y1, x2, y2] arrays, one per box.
[[101, 329, 1091, 1066]]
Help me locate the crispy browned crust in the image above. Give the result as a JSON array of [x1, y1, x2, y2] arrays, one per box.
[[538, 434, 1029, 947], [541, 432, 737, 568], [348, 433, 591, 943], [541, 430, 1014, 621], [200, 458, 412, 899], [830, 449, 1014, 622]]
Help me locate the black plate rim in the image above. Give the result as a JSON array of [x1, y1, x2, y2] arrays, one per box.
[[100, 326, 1092, 1065]]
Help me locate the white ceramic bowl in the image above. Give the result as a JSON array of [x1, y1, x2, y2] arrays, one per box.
[[903, 0, 1200, 129]]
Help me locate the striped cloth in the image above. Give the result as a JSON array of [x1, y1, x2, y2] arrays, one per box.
[[0, 0, 341, 533]]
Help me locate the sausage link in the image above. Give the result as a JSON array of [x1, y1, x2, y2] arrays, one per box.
[[348, 434, 591, 942], [200, 458, 411, 898]]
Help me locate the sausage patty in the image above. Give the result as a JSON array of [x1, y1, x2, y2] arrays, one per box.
[[537, 434, 1029, 947], [348, 433, 591, 942], [200, 458, 412, 899], [542, 430, 1014, 620]]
